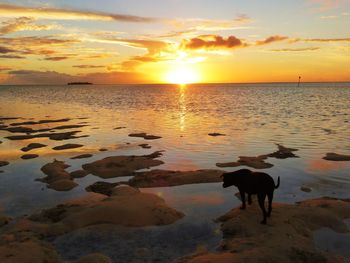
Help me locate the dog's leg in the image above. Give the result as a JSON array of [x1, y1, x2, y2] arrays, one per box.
[[267, 191, 273, 217], [258, 193, 267, 224], [248, 193, 252, 205], [239, 189, 246, 210]]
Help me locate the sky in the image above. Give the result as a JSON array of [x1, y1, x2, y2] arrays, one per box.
[[0, 0, 349, 84]]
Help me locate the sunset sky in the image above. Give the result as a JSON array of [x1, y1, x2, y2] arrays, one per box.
[[0, 0, 349, 84]]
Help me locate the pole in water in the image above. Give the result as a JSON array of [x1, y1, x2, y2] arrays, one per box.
[[298, 76, 301, 87]]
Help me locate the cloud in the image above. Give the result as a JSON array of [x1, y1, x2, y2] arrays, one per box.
[[5, 69, 147, 84], [0, 46, 15, 53], [0, 3, 157, 23], [256, 35, 289, 45], [91, 36, 179, 69], [0, 36, 78, 47], [307, 0, 350, 11], [289, 37, 350, 43], [271, 47, 320, 52], [0, 17, 54, 35], [182, 35, 246, 50], [169, 14, 252, 32], [0, 66, 11, 71], [44, 56, 70, 61], [306, 37, 350, 42], [0, 55, 24, 59], [73, 64, 105, 69], [0, 36, 79, 60]]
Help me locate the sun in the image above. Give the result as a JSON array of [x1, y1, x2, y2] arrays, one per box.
[[165, 67, 200, 84]]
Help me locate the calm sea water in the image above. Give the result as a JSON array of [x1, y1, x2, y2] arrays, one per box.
[[0, 83, 350, 261]]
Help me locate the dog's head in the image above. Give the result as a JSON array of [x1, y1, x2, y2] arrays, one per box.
[[222, 169, 251, 188]]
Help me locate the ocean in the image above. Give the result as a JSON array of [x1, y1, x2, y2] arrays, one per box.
[[0, 82, 349, 261]]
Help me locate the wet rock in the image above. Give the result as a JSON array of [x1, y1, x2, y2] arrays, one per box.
[[0, 126, 34, 133], [208, 133, 226, 137], [139, 143, 152, 149], [129, 169, 223, 188], [70, 170, 89, 178], [21, 154, 39, 160], [0, 161, 9, 167], [10, 118, 70, 126], [51, 124, 88, 130], [53, 144, 83, 151], [69, 253, 112, 263], [0, 214, 11, 227], [216, 144, 298, 169], [129, 133, 162, 140], [0, 236, 62, 263], [267, 144, 299, 159], [301, 186, 312, 193], [85, 181, 120, 196], [217, 155, 274, 169], [180, 198, 350, 263], [21, 143, 47, 152], [323, 153, 350, 161], [28, 185, 184, 236], [6, 131, 87, 141], [0, 117, 20, 121], [71, 154, 93, 159], [82, 151, 164, 178], [38, 160, 77, 191]]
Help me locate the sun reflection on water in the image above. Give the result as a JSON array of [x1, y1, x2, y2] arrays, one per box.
[[179, 84, 187, 131]]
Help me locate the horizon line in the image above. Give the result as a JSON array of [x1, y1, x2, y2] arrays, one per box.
[[1, 80, 350, 86]]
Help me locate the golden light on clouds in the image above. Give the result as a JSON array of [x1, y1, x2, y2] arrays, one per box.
[[0, 1, 349, 84]]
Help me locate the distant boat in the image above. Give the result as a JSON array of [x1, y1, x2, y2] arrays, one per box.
[[67, 82, 93, 85]]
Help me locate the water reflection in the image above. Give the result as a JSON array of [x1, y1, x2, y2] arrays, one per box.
[[179, 84, 187, 131]]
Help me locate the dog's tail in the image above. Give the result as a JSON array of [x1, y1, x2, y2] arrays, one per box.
[[274, 176, 280, 189]]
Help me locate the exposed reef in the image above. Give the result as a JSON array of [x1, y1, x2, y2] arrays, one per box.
[[129, 169, 223, 188], [129, 133, 162, 140], [82, 151, 164, 178]]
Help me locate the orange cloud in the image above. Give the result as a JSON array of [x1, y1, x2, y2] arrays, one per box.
[[43, 56, 70, 61], [182, 35, 246, 50], [0, 46, 14, 53], [271, 47, 320, 52], [0, 3, 157, 23], [0, 36, 79, 60], [0, 55, 24, 59], [169, 14, 252, 32], [0, 17, 54, 35], [73, 64, 105, 69], [0, 66, 11, 71], [307, 0, 350, 11], [256, 35, 289, 45]]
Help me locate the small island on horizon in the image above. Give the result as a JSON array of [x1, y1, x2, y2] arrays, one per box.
[[67, 82, 93, 85]]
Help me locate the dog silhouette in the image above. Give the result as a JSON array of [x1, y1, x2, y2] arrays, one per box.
[[222, 169, 280, 224]]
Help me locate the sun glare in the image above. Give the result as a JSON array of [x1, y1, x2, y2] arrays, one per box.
[[165, 67, 200, 84]]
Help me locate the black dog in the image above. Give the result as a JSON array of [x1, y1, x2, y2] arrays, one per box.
[[222, 169, 280, 224]]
